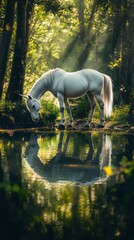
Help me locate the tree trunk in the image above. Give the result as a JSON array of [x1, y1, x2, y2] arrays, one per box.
[[119, 0, 134, 105], [6, 0, 34, 102], [76, 0, 97, 69], [25, 0, 35, 54], [128, 0, 134, 121], [75, 0, 86, 41], [6, 0, 27, 102], [0, 0, 16, 99]]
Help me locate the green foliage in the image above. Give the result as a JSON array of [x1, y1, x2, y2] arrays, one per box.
[[0, 99, 130, 129], [120, 157, 134, 176], [104, 156, 134, 180], [42, 0, 62, 14], [71, 99, 131, 125], [0, 100, 58, 128], [69, 97, 101, 122], [1, 0, 133, 120], [110, 105, 129, 123], [25, 2, 78, 90], [40, 99, 59, 121], [70, 97, 90, 118]]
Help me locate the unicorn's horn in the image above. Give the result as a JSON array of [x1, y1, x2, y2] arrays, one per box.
[[28, 95, 33, 100], [19, 94, 28, 99]]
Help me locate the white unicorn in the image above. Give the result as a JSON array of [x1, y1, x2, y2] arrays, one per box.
[[20, 68, 113, 129]]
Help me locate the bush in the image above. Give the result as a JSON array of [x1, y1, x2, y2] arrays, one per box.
[[0, 100, 58, 129], [70, 96, 90, 118], [110, 105, 129, 123], [70, 99, 131, 125], [70, 97, 100, 122]]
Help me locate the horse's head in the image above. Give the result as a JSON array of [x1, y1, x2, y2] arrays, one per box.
[[25, 133, 39, 158], [19, 94, 41, 122]]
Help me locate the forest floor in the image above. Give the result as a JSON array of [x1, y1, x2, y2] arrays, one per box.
[[74, 119, 134, 132], [0, 119, 133, 134]]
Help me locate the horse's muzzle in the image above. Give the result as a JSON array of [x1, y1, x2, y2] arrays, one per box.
[[32, 116, 39, 122]]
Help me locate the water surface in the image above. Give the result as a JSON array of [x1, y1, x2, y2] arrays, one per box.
[[0, 130, 133, 240]]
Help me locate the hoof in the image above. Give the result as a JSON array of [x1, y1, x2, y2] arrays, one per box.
[[83, 123, 93, 129], [97, 124, 104, 128], [66, 124, 73, 129], [58, 124, 65, 130]]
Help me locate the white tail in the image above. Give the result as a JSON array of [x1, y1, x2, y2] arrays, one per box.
[[103, 75, 113, 118]]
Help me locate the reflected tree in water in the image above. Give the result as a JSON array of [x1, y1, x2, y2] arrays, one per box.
[[0, 138, 22, 186]]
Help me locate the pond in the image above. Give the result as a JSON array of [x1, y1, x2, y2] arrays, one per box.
[[0, 130, 134, 240]]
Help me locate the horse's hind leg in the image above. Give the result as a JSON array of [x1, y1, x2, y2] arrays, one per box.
[[85, 92, 96, 127], [64, 98, 73, 127], [95, 94, 105, 127]]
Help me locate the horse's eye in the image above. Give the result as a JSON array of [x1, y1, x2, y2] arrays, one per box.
[[32, 104, 35, 109]]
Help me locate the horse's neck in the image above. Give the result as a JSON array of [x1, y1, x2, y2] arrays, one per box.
[[28, 70, 54, 99]]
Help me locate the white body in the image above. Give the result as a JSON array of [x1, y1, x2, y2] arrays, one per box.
[[24, 68, 113, 127]]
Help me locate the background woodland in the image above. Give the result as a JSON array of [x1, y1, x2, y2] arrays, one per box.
[[0, 0, 134, 127]]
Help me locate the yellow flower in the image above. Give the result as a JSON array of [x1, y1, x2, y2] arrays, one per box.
[[104, 166, 113, 176]]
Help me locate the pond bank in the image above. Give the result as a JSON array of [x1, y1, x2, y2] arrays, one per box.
[[0, 121, 133, 135]]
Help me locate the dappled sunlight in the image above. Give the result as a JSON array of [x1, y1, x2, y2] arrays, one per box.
[[0, 0, 133, 238]]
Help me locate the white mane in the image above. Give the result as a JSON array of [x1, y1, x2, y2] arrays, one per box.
[[28, 69, 55, 99]]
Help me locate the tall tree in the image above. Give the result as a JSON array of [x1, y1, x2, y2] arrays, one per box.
[[6, 0, 34, 102], [99, 0, 134, 106], [0, 0, 3, 9], [128, 0, 134, 119], [6, 0, 62, 102], [75, 0, 97, 70], [116, 0, 134, 105], [75, 0, 86, 41], [0, 0, 16, 99]]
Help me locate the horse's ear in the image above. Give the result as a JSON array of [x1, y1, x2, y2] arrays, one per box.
[[28, 95, 33, 100], [19, 94, 28, 99]]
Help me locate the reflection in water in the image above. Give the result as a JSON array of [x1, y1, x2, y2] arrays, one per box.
[[24, 132, 112, 184], [23, 131, 114, 239], [0, 132, 133, 240]]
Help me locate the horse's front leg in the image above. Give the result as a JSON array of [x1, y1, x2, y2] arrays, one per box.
[[57, 92, 65, 129], [63, 132, 71, 153], [64, 98, 73, 128], [55, 131, 64, 161]]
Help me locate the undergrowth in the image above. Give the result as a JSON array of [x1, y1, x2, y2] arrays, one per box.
[[70, 97, 131, 125], [0, 100, 58, 129], [0, 97, 132, 129]]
